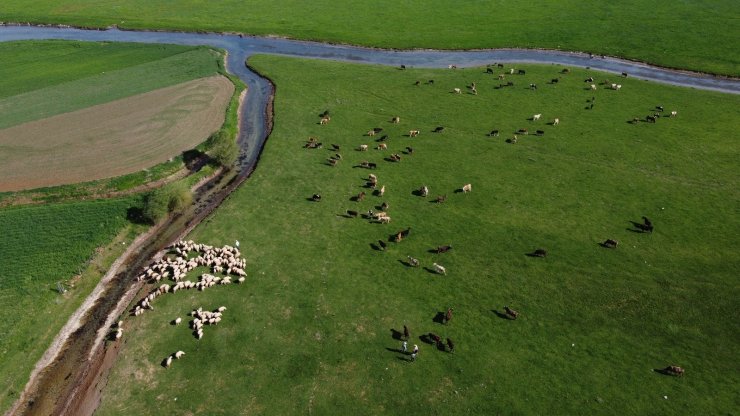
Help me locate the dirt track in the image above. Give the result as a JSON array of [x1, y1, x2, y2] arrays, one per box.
[[0, 75, 233, 192]]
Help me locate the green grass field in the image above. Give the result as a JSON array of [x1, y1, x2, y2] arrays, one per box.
[[0, 41, 223, 129], [96, 57, 739, 415], [0, 198, 140, 411], [1, 1, 739, 75]]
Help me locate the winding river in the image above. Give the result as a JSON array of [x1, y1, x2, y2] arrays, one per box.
[[1, 25, 739, 175], [1, 25, 739, 416]]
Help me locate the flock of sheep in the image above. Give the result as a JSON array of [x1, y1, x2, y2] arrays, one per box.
[[111, 240, 248, 368]]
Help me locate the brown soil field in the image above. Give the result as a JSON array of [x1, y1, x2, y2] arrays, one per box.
[[0, 75, 234, 192]]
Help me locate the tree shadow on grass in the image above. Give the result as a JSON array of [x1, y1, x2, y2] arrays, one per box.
[[126, 206, 149, 225]]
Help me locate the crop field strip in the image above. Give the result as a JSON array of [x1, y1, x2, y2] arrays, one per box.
[[0, 1, 738, 75], [0, 198, 135, 409], [97, 56, 739, 415], [0, 46, 223, 129], [0, 40, 198, 99], [0, 75, 234, 192]]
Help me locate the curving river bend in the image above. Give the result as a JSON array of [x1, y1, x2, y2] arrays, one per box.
[[1, 25, 739, 175], [1, 25, 739, 416]]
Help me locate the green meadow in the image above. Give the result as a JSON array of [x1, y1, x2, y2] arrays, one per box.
[[0, 198, 138, 411], [97, 56, 739, 415], [1, 1, 738, 75]]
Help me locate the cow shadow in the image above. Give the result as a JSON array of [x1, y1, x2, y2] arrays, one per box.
[[411, 189, 425, 197], [454, 188, 464, 194], [370, 243, 382, 251], [427, 248, 440, 254], [493, 310, 512, 320], [433, 312, 447, 324], [423, 267, 438, 275], [628, 221, 651, 233], [525, 252, 546, 258], [390, 329, 404, 340], [305, 197, 319, 202], [398, 259, 415, 268], [419, 334, 435, 345], [652, 368, 678, 376]]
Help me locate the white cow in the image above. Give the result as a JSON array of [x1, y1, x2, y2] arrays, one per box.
[[433, 263, 447, 275]]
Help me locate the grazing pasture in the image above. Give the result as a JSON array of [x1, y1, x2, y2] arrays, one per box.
[[1, 1, 738, 75], [97, 56, 739, 415], [0, 198, 137, 412], [0, 75, 234, 191]]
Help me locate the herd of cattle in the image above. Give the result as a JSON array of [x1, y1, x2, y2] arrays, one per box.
[[116, 63, 684, 376], [111, 240, 248, 368], [304, 64, 684, 374]]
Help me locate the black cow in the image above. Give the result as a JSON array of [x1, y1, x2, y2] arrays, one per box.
[[602, 239, 618, 248], [532, 249, 547, 257], [436, 245, 453, 254]]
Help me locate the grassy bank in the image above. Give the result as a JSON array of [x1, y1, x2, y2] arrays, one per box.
[[97, 57, 739, 415], [1, 1, 738, 75]]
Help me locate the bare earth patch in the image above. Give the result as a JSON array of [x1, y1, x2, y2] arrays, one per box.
[[0, 75, 234, 191]]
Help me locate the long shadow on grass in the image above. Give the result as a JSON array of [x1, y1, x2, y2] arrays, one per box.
[[398, 260, 416, 268], [492, 310, 514, 320], [390, 329, 404, 340], [432, 312, 447, 324]]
